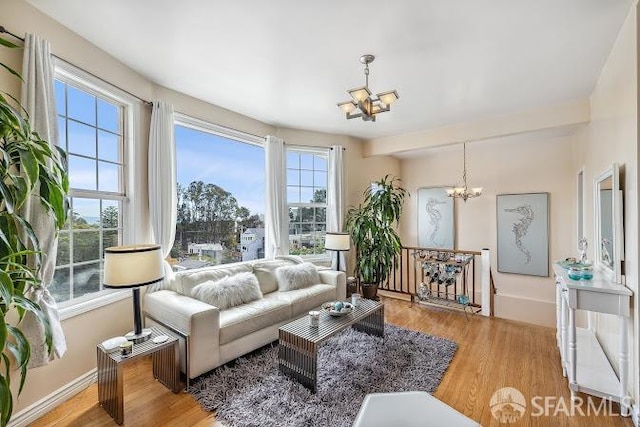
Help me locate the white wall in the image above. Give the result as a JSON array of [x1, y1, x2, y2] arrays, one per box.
[[400, 133, 576, 327], [573, 1, 638, 408]]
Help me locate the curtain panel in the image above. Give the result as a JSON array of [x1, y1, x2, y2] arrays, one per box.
[[148, 101, 177, 290], [327, 145, 346, 271], [264, 135, 288, 258], [20, 34, 67, 366]]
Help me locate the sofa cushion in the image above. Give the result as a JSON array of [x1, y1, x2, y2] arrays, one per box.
[[177, 262, 253, 295], [253, 267, 279, 295], [275, 262, 319, 291], [269, 284, 336, 317], [219, 297, 291, 345], [190, 272, 262, 310]]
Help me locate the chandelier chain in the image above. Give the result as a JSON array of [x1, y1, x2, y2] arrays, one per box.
[[364, 63, 370, 87]]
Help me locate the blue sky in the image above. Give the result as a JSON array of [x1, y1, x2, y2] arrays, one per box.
[[175, 125, 265, 216]]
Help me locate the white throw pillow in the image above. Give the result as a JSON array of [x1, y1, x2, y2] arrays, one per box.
[[190, 272, 263, 310], [275, 262, 320, 291]]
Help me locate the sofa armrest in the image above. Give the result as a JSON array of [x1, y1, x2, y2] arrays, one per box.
[[318, 270, 346, 300], [144, 290, 220, 378]]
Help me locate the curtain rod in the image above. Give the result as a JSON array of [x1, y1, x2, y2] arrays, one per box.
[[0, 25, 268, 140]]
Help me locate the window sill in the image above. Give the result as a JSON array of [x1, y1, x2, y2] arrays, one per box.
[[59, 289, 131, 321]]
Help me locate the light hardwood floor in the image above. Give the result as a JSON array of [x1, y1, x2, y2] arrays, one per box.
[[31, 297, 633, 427]]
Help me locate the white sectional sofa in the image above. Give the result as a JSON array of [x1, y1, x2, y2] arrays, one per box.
[[144, 258, 346, 380]]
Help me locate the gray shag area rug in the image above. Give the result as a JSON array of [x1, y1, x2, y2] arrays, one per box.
[[189, 324, 457, 427]]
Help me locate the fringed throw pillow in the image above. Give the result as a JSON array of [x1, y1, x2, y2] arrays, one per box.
[[191, 272, 263, 310], [275, 262, 319, 291]]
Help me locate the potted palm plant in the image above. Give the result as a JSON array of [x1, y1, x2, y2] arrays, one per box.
[[0, 36, 69, 426], [346, 175, 407, 299]]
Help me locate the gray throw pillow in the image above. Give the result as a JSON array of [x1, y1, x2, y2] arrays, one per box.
[[275, 262, 320, 291], [190, 272, 263, 310]]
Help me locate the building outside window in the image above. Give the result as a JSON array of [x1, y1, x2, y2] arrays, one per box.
[[172, 116, 265, 271], [286, 149, 328, 257], [50, 76, 126, 304]]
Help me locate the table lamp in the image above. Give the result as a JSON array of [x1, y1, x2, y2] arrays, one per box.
[[325, 232, 350, 272], [103, 244, 164, 343]]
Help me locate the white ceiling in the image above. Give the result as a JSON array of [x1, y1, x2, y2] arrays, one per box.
[[27, 0, 633, 140]]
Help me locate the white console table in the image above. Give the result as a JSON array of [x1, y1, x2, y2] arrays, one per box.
[[553, 264, 632, 415]]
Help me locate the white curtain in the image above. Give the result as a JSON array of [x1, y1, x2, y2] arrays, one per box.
[[148, 101, 177, 291], [327, 145, 346, 271], [20, 34, 67, 366], [265, 136, 288, 258]]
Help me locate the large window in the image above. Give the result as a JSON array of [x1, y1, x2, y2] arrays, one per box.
[[172, 117, 265, 270], [286, 149, 328, 256], [50, 74, 126, 304]]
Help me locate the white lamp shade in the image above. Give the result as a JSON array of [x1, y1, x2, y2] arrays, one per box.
[[103, 244, 164, 288], [348, 86, 372, 103], [325, 232, 350, 251], [377, 90, 399, 106], [337, 101, 357, 114]]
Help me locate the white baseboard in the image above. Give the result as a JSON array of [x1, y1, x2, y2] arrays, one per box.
[[8, 369, 97, 427]]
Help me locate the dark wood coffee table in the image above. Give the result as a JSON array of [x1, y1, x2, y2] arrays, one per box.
[[278, 299, 384, 392]]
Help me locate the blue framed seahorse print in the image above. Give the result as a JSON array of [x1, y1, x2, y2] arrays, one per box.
[[497, 192, 549, 276]]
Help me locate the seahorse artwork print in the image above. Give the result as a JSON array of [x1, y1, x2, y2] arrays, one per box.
[[425, 197, 447, 247], [505, 204, 534, 264]]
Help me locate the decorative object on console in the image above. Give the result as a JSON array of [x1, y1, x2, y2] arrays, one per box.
[[103, 244, 164, 343], [417, 187, 455, 249], [325, 232, 350, 272], [337, 54, 399, 122], [578, 237, 588, 264], [347, 175, 407, 300], [496, 193, 549, 277], [446, 142, 482, 202]]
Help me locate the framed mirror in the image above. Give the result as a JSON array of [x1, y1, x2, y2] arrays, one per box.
[[594, 163, 624, 283]]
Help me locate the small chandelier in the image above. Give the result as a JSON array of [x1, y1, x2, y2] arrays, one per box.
[[337, 54, 399, 122], [446, 142, 483, 202]]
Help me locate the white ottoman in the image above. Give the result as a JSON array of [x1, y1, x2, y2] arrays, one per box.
[[353, 391, 481, 427]]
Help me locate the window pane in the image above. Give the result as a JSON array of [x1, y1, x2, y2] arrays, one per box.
[[312, 188, 326, 203], [98, 99, 119, 133], [300, 187, 314, 203], [73, 231, 100, 263], [300, 207, 314, 223], [101, 201, 120, 229], [73, 262, 101, 298], [173, 125, 265, 268], [69, 155, 96, 190], [57, 232, 70, 266], [289, 207, 299, 223], [98, 161, 120, 192], [67, 85, 96, 125], [287, 152, 299, 169], [315, 207, 327, 224], [314, 171, 326, 187], [300, 154, 313, 170], [51, 267, 70, 302], [287, 186, 300, 203], [103, 229, 120, 250], [68, 120, 96, 157], [72, 198, 100, 226], [286, 169, 299, 186], [314, 155, 327, 171], [98, 130, 119, 163], [300, 170, 313, 186], [55, 80, 66, 116]]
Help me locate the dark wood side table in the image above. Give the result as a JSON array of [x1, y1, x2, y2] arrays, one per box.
[[97, 326, 181, 424]]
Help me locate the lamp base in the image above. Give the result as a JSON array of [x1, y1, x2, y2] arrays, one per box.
[[125, 328, 152, 344]]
